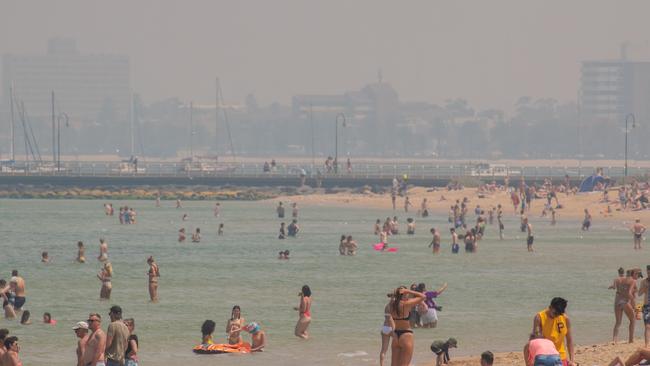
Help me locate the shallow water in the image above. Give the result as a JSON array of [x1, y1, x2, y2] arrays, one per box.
[[0, 199, 641, 365]]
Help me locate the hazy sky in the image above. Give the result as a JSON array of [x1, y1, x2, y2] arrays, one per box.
[[2, 0, 649, 112]]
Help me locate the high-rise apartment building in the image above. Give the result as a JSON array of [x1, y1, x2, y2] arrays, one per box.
[[580, 60, 650, 124], [2, 38, 130, 122]]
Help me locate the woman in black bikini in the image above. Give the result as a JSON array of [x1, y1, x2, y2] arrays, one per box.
[[389, 286, 425, 366]]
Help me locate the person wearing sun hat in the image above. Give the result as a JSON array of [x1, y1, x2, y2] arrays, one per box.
[[72, 321, 89, 366], [244, 322, 266, 352]]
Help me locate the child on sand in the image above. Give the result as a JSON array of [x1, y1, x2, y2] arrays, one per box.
[[430, 338, 458, 366]]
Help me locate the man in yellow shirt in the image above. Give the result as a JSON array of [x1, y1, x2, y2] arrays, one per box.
[[532, 297, 575, 366]]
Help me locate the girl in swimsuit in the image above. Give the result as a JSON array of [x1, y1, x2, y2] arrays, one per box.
[[611, 268, 635, 343], [226, 305, 244, 345], [379, 299, 395, 366], [201, 320, 216, 345], [294, 285, 312, 339], [98, 262, 113, 300], [147, 256, 160, 303], [389, 286, 425, 366]]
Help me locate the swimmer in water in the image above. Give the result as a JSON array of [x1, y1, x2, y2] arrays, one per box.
[[182, 214, 188, 221], [339, 235, 347, 255], [218, 223, 224, 236], [191, 228, 201, 243], [97, 238, 108, 262], [97, 262, 113, 300], [43, 312, 56, 325], [345, 236, 358, 255], [278, 223, 286, 239], [244, 322, 266, 352], [147, 256, 160, 303], [294, 285, 312, 339], [406, 218, 415, 235], [226, 306, 244, 345], [379, 297, 395, 366], [178, 228, 186, 242], [76, 241, 86, 263], [374, 219, 381, 235], [632, 219, 646, 250], [213, 202, 220, 217], [429, 228, 441, 254], [176, 199, 182, 209], [450, 228, 459, 254], [525, 218, 534, 252], [201, 320, 216, 345], [41, 251, 49, 263], [0, 279, 16, 319]]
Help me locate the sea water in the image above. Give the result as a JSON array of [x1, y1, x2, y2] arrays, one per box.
[[0, 199, 639, 365]]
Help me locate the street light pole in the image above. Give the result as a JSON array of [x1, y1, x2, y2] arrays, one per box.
[[624, 113, 636, 179], [335, 113, 346, 174]]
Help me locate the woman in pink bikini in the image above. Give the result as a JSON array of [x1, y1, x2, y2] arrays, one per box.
[[294, 285, 312, 339]]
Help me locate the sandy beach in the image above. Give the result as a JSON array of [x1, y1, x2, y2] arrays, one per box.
[[271, 186, 648, 223], [426, 340, 645, 366]]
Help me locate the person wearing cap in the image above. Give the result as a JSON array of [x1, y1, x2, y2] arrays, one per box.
[[105, 306, 129, 366], [532, 297, 574, 366], [637, 265, 650, 347], [244, 322, 266, 352], [73, 321, 89, 366], [430, 337, 457, 366]]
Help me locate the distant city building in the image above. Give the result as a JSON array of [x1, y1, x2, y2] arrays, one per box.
[[580, 59, 650, 123], [2, 38, 130, 122]]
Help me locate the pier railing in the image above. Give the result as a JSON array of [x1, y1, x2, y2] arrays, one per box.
[[0, 161, 648, 181]]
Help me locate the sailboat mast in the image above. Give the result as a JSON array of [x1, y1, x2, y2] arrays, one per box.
[[51, 91, 56, 164], [130, 92, 135, 156], [189, 101, 193, 158], [215, 77, 219, 155], [9, 83, 15, 161]]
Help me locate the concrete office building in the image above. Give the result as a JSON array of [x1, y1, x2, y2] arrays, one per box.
[[580, 59, 650, 124], [2, 38, 130, 122]]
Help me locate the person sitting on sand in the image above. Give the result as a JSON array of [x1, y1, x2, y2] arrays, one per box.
[[201, 320, 215, 345], [430, 337, 457, 366], [244, 322, 266, 352], [523, 333, 560, 366]]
